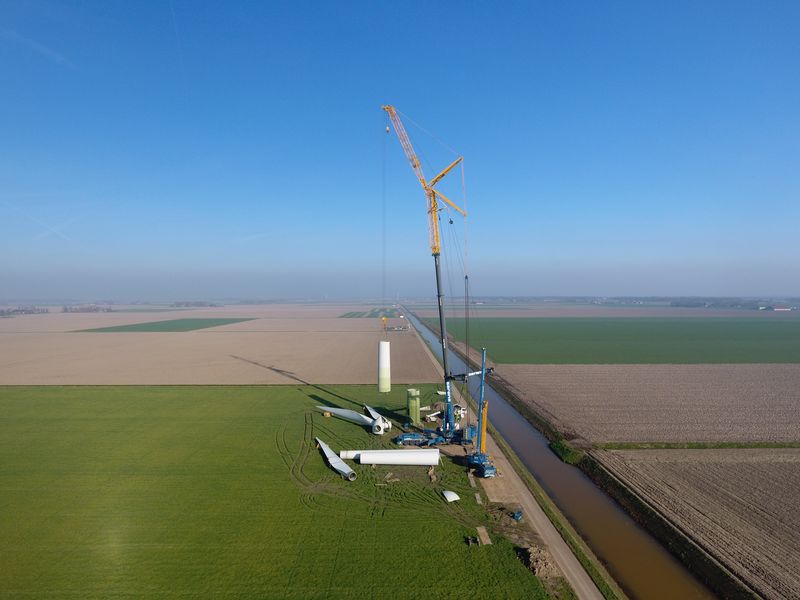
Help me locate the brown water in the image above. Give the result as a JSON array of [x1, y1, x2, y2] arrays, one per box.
[[410, 313, 717, 600]]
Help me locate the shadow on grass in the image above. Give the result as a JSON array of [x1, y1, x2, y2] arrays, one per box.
[[229, 353, 408, 424]]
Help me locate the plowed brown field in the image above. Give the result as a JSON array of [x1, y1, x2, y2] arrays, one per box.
[[0, 306, 439, 384], [598, 448, 800, 600], [499, 364, 800, 443]]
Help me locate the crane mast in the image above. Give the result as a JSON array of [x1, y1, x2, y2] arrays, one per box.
[[383, 104, 465, 437]]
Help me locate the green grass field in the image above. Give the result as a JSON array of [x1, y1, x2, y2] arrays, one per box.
[[432, 317, 800, 364], [0, 385, 545, 599], [78, 318, 255, 332], [339, 308, 400, 319]]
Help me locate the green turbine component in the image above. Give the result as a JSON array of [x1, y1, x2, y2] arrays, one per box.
[[407, 388, 420, 425]]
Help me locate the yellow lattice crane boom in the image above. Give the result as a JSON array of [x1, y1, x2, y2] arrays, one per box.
[[383, 104, 469, 438], [383, 105, 498, 475], [382, 105, 466, 256]]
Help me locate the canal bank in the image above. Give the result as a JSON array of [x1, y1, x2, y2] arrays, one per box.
[[405, 309, 717, 600]]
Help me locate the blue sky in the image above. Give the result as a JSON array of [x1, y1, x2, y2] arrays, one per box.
[[1, 1, 798, 301]]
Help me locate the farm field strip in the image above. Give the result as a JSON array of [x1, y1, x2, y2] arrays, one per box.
[[598, 449, 800, 600], [0, 385, 546, 599], [78, 318, 256, 332], [340, 309, 400, 318], [0, 304, 375, 333], [500, 364, 800, 443], [413, 305, 800, 318], [434, 317, 800, 364]]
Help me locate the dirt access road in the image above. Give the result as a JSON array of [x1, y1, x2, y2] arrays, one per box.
[[411, 327, 604, 600]]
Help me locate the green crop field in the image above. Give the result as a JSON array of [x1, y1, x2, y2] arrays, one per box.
[[78, 318, 255, 332], [432, 317, 800, 364], [0, 385, 545, 599], [339, 308, 400, 318]]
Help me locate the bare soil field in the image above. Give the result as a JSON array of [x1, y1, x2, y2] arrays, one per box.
[[0, 307, 439, 384], [598, 448, 800, 600], [499, 364, 800, 443]]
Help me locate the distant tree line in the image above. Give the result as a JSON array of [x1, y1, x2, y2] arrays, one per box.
[[0, 306, 49, 317], [62, 305, 113, 313], [171, 301, 219, 307]]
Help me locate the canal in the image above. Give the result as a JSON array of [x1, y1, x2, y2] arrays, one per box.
[[407, 311, 716, 600]]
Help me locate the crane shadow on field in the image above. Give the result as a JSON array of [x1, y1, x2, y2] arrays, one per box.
[[229, 353, 405, 424], [229, 354, 311, 384]]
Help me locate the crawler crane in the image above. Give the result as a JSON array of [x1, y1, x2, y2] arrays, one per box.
[[383, 105, 494, 470], [383, 104, 464, 440], [466, 348, 497, 477]]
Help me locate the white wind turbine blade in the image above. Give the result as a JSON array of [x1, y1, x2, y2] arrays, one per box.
[[317, 406, 374, 427], [315, 438, 356, 481]]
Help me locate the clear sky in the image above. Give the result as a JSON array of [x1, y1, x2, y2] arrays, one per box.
[[1, 1, 798, 301]]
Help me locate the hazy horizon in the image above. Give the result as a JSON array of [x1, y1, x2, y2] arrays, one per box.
[[2, 263, 799, 304]]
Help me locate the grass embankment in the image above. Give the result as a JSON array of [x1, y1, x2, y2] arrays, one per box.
[[485, 421, 624, 600], [442, 381, 621, 599], [0, 385, 546, 599], [403, 313, 623, 598], [78, 318, 255, 332], [549, 439, 585, 465], [435, 317, 800, 363]]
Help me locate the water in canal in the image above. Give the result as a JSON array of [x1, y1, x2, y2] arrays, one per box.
[[408, 312, 716, 600]]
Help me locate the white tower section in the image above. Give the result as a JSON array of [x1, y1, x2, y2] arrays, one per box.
[[378, 340, 391, 393]]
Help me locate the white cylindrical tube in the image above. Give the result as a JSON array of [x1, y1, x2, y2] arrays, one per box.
[[378, 340, 391, 393], [339, 450, 360, 460], [357, 449, 440, 466]]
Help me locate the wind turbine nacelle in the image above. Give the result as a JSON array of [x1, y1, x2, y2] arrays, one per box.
[[317, 404, 392, 436], [371, 417, 392, 435]]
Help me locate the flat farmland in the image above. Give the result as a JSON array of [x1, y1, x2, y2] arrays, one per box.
[[435, 317, 800, 364], [0, 307, 439, 384], [412, 310, 800, 598], [0, 304, 374, 333], [500, 363, 800, 443], [598, 448, 800, 600], [0, 385, 544, 599]]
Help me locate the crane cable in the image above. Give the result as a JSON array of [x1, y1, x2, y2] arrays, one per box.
[[385, 108, 476, 413], [396, 108, 460, 156], [381, 112, 389, 317]]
